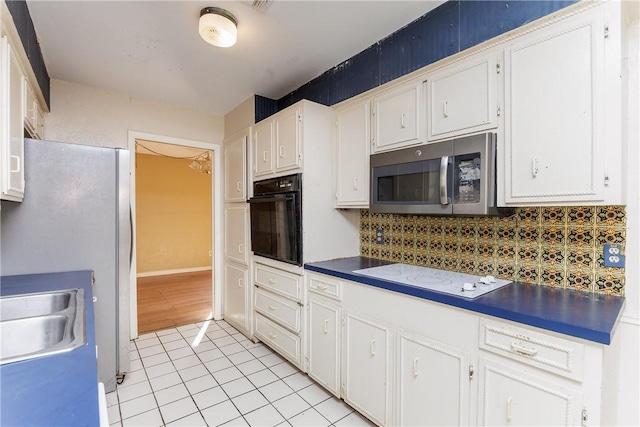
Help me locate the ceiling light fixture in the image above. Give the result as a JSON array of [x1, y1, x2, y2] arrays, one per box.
[[199, 7, 238, 48], [189, 151, 212, 175]]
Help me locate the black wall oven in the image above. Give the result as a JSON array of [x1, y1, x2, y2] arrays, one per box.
[[249, 174, 302, 266]]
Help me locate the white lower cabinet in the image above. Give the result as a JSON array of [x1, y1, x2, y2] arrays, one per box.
[[343, 312, 391, 427], [307, 297, 340, 396], [305, 271, 607, 427], [398, 331, 471, 426], [478, 358, 583, 426], [223, 262, 249, 332], [253, 261, 305, 370]]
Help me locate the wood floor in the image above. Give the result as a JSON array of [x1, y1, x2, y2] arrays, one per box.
[[137, 270, 213, 334]]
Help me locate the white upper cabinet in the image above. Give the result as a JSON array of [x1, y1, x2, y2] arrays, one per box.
[[502, 4, 619, 205], [1, 35, 25, 202], [253, 120, 274, 179], [252, 104, 302, 180], [372, 80, 424, 153], [427, 52, 499, 141], [224, 133, 247, 202], [335, 99, 370, 208], [275, 107, 301, 172]]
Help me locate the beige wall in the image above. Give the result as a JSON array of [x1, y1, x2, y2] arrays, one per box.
[[224, 95, 254, 137], [135, 153, 212, 273], [44, 79, 224, 149]]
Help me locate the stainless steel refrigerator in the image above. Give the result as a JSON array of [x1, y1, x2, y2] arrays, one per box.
[[1, 138, 131, 392]]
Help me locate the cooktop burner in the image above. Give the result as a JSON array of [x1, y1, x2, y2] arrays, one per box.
[[352, 263, 512, 299]]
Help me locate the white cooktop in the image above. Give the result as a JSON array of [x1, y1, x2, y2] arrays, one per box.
[[353, 263, 512, 299]]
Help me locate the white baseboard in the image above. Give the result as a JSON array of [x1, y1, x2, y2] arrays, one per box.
[[137, 267, 212, 278]]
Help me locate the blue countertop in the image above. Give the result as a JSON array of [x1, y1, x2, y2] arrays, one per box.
[[305, 257, 625, 345], [0, 271, 100, 427]]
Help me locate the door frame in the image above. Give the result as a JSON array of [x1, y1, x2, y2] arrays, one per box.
[[127, 130, 223, 340]]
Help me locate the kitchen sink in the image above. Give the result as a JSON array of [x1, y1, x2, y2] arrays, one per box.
[[0, 289, 85, 365], [0, 290, 72, 321]]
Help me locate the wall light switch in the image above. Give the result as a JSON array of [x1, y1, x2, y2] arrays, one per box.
[[604, 243, 625, 268]]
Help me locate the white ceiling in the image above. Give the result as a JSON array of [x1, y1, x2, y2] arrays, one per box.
[[25, 0, 446, 116]]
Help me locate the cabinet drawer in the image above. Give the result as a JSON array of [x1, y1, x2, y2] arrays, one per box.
[[255, 288, 301, 332], [479, 319, 584, 381], [255, 264, 301, 300], [255, 313, 301, 366], [308, 274, 342, 300]]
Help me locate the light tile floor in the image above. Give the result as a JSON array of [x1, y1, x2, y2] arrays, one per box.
[[107, 320, 373, 427]]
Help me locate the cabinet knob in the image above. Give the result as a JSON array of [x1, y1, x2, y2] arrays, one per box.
[[317, 284, 328, 291], [236, 182, 242, 192], [10, 155, 21, 173], [353, 177, 358, 191], [238, 244, 244, 254], [263, 151, 268, 162], [323, 319, 329, 334], [401, 113, 406, 128], [279, 146, 285, 158], [238, 278, 243, 288], [532, 157, 539, 177], [506, 396, 513, 421], [370, 339, 376, 356], [413, 357, 419, 377], [443, 101, 449, 118], [268, 305, 277, 311], [268, 332, 277, 340], [268, 278, 277, 285]]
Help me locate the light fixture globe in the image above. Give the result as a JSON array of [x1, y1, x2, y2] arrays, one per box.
[[199, 7, 237, 48]]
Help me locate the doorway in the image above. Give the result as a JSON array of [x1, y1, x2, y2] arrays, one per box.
[[127, 131, 223, 340]]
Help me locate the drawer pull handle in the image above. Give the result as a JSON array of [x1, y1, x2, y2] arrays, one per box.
[[268, 278, 277, 285], [317, 284, 328, 291], [268, 305, 277, 311], [443, 101, 449, 118], [401, 113, 406, 128], [370, 339, 376, 356], [323, 319, 329, 334], [510, 342, 539, 357], [506, 396, 512, 421], [413, 357, 419, 377], [268, 332, 277, 340]]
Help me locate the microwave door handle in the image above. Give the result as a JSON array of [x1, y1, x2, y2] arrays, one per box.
[[440, 156, 449, 205]]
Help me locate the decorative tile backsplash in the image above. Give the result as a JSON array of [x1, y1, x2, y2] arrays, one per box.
[[360, 206, 626, 296]]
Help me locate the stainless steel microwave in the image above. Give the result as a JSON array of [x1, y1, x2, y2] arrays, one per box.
[[370, 133, 509, 216]]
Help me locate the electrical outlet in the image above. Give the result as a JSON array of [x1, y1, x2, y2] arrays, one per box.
[[376, 229, 384, 244], [604, 243, 625, 268]]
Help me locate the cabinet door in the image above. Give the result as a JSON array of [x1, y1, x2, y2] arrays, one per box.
[[373, 81, 423, 153], [479, 359, 583, 426], [1, 36, 25, 201], [224, 263, 248, 331], [224, 205, 248, 265], [504, 12, 605, 204], [275, 107, 300, 172], [336, 101, 370, 207], [224, 134, 247, 202], [343, 312, 391, 426], [308, 297, 340, 397], [253, 120, 273, 178], [398, 332, 471, 426], [428, 54, 498, 141]]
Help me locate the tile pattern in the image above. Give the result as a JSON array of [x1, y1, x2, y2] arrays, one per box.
[[360, 206, 626, 296], [107, 321, 374, 427]]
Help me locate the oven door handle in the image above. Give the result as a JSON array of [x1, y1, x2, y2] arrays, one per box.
[[440, 156, 449, 205], [248, 195, 295, 204]]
